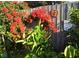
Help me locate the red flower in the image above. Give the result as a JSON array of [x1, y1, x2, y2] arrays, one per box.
[[0, 2, 2, 4], [2, 7, 9, 13], [31, 7, 59, 32], [31, 8, 51, 23], [10, 22, 17, 34], [6, 13, 13, 21], [13, 1, 18, 4], [31, 10, 36, 17], [14, 17, 26, 33], [10, 21, 26, 34], [28, 19, 33, 23], [14, 17, 22, 24], [12, 11, 18, 17], [20, 25, 26, 33], [31, 7, 46, 18], [49, 22, 59, 32], [18, 12, 23, 17], [53, 28, 60, 32], [45, 15, 51, 23]]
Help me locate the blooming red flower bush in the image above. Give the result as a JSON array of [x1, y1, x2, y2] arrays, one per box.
[[31, 7, 59, 32], [20, 24, 26, 33], [0, 2, 29, 35], [10, 21, 26, 34], [0, 1, 59, 40], [10, 16, 26, 34], [10, 22, 17, 34]]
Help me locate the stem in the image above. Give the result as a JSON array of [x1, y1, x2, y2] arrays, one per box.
[[38, 20, 41, 26], [2, 34, 8, 57]]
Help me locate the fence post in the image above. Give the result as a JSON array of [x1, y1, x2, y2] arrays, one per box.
[[52, 3, 65, 51], [60, 2, 65, 50]]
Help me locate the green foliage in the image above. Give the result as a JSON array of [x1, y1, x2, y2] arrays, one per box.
[[0, 34, 8, 58], [65, 8, 79, 58], [70, 8, 79, 26], [23, 25, 50, 57], [64, 45, 77, 58]]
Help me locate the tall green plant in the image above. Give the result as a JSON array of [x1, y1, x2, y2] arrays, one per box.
[[16, 25, 52, 57], [25, 25, 49, 57], [64, 45, 77, 58]]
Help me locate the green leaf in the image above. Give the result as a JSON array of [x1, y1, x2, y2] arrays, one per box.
[[16, 40, 25, 43], [64, 45, 76, 58], [32, 42, 37, 51], [25, 42, 33, 45]]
